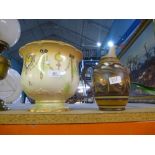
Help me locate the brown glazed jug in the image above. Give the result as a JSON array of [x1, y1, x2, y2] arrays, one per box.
[[93, 46, 130, 111]]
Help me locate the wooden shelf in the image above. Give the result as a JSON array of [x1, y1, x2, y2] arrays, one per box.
[[0, 103, 155, 134]]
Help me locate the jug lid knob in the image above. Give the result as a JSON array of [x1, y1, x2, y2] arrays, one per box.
[[105, 45, 117, 58]]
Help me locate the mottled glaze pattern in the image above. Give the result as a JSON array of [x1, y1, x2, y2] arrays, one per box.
[[19, 40, 82, 112]]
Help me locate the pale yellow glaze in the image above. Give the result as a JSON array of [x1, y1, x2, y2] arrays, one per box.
[[19, 40, 83, 112]]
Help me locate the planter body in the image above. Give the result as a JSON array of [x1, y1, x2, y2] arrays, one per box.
[[19, 40, 82, 112]]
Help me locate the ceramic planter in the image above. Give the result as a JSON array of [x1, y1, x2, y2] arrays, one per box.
[[19, 40, 83, 112]]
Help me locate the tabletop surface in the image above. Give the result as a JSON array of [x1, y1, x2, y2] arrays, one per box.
[[0, 103, 155, 125]]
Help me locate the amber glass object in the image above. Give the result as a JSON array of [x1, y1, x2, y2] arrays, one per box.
[[93, 46, 130, 111], [0, 55, 10, 80]]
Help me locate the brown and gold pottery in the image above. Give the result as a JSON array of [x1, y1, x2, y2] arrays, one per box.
[[93, 46, 130, 111], [19, 40, 83, 112]]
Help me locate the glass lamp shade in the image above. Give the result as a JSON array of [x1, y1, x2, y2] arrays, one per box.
[[0, 19, 21, 48]]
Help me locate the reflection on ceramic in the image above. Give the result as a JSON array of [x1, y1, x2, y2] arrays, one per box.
[[19, 40, 83, 112], [0, 68, 22, 103], [93, 46, 130, 111]]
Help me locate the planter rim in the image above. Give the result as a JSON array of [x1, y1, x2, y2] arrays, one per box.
[[19, 40, 83, 60]]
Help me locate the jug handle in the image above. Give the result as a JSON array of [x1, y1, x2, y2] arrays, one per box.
[[81, 65, 94, 87], [81, 65, 95, 101]]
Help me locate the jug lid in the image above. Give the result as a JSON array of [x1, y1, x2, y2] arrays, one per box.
[[100, 45, 119, 61], [104, 45, 117, 58]]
